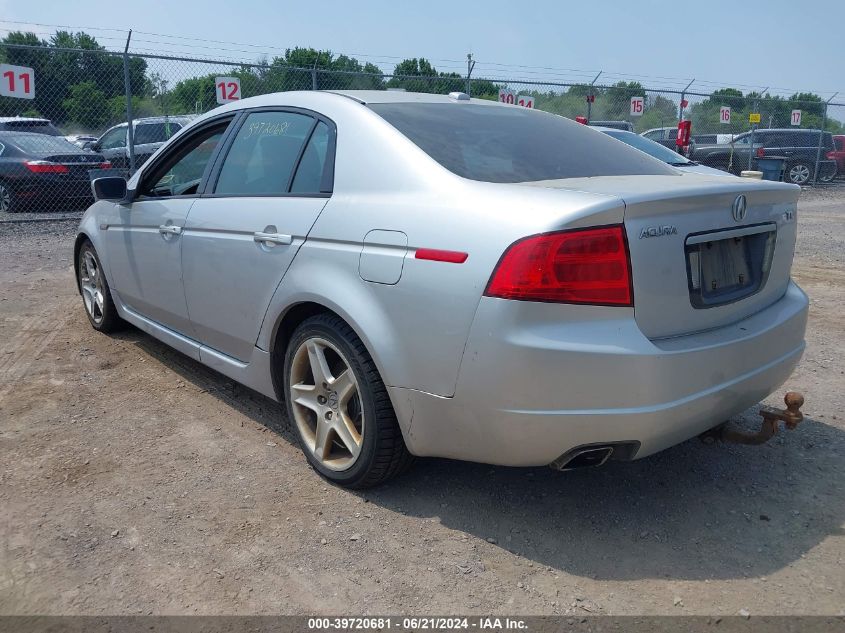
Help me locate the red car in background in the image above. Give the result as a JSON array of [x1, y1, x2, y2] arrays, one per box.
[[828, 135, 845, 177]]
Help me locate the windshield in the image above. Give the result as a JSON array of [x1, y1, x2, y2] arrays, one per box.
[[8, 134, 83, 154], [369, 103, 675, 183], [603, 130, 692, 165]]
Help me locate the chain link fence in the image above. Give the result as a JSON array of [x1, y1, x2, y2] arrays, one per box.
[[1, 42, 843, 213]]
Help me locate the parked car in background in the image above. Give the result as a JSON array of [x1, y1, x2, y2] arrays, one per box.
[[76, 91, 807, 488], [828, 135, 845, 176], [85, 116, 194, 171], [0, 131, 110, 213], [641, 127, 678, 149], [588, 120, 634, 132], [693, 133, 738, 146], [66, 134, 99, 148], [596, 127, 731, 176], [0, 117, 62, 136], [691, 129, 837, 185]]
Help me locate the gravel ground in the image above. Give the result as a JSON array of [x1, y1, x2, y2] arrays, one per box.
[[0, 187, 843, 616]]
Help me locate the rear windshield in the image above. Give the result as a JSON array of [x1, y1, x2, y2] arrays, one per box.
[[603, 130, 691, 165], [0, 120, 62, 136], [8, 134, 82, 154], [368, 103, 675, 183]]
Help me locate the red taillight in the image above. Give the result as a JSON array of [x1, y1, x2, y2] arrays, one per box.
[[484, 225, 633, 306], [97, 161, 112, 169], [24, 160, 69, 174], [756, 148, 765, 158]]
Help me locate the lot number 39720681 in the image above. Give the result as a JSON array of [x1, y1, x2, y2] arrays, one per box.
[[0, 64, 35, 99]]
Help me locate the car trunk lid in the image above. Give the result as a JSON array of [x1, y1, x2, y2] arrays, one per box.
[[521, 175, 799, 339]]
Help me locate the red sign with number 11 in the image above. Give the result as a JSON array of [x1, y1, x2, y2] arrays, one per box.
[[0, 64, 35, 99]]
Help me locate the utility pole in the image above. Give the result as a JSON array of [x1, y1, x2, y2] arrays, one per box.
[[465, 53, 476, 96], [747, 86, 768, 171], [678, 78, 694, 121], [122, 29, 136, 174], [586, 70, 602, 123], [812, 91, 838, 185]]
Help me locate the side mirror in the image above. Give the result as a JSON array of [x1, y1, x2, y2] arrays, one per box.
[[92, 176, 128, 202]]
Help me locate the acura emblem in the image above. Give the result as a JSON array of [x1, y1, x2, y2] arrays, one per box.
[[732, 195, 747, 222]]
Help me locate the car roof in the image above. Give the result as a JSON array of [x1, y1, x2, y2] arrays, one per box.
[[323, 90, 501, 106], [0, 117, 52, 123]]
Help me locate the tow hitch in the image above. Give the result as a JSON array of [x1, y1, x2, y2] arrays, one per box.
[[700, 392, 805, 446]]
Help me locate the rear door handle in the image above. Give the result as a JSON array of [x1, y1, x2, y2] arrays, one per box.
[[159, 225, 182, 236], [254, 232, 292, 246]]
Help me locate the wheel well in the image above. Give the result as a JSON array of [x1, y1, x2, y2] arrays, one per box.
[[270, 302, 338, 401], [73, 233, 91, 294]]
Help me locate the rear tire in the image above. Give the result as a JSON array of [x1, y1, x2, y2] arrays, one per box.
[[77, 240, 124, 333], [0, 181, 16, 213], [785, 161, 812, 185], [283, 313, 413, 488]]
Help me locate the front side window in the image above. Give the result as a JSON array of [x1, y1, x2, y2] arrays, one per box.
[[99, 126, 127, 150], [141, 124, 227, 197], [215, 111, 316, 195], [134, 122, 182, 145], [835, 138, 843, 151], [369, 103, 675, 183]]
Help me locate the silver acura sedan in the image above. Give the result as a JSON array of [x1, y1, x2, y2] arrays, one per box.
[[76, 90, 808, 488]]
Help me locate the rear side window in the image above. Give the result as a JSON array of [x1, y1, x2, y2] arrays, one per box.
[[215, 111, 315, 195], [135, 121, 182, 145], [369, 103, 675, 182], [291, 121, 331, 193]]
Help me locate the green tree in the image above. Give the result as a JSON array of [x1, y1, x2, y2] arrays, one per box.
[[63, 80, 109, 129]]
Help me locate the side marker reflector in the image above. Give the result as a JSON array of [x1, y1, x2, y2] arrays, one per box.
[[414, 248, 468, 264]]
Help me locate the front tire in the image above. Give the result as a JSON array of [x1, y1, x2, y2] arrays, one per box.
[[283, 313, 412, 488], [77, 240, 124, 333]]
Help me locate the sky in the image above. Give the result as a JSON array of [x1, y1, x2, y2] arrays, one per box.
[[1, 0, 843, 98]]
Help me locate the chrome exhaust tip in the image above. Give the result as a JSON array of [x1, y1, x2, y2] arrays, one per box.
[[550, 446, 614, 471]]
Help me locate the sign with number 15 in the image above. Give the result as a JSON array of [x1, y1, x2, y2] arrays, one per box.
[[0, 64, 35, 99]]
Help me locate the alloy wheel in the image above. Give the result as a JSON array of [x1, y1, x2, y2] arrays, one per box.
[[788, 164, 811, 185], [288, 337, 364, 471], [0, 184, 11, 213], [79, 250, 105, 325]]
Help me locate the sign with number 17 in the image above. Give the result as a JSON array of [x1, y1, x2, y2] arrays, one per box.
[[0, 64, 35, 99], [791, 109, 802, 126]]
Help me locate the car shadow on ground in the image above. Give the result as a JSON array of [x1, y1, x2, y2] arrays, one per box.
[[119, 326, 845, 583]]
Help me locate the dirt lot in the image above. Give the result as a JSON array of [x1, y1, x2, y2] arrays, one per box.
[[0, 187, 843, 616]]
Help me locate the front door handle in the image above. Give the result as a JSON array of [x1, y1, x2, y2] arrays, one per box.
[[254, 231, 292, 246], [159, 225, 182, 236]]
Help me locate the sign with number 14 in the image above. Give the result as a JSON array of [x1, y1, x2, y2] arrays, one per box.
[[0, 64, 35, 99]]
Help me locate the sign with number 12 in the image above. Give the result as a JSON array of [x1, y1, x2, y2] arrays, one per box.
[[0, 64, 35, 99], [215, 77, 241, 104]]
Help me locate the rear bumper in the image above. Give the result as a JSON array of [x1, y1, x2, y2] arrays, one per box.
[[391, 281, 808, 466]]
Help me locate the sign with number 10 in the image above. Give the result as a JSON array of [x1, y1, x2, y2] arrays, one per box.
[[0, 64, 35, 99], [498, 89, 515, 105], [215, 77, 241, 104]]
